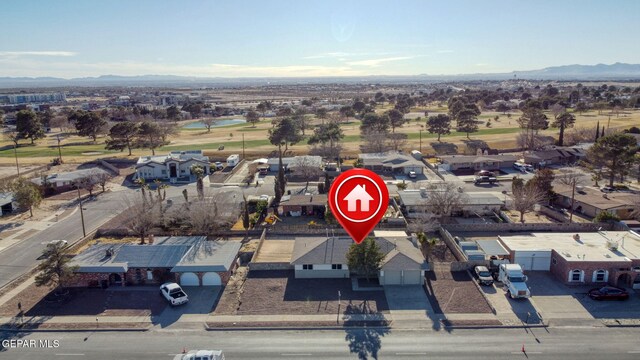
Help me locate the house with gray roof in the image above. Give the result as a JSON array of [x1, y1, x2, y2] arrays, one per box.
[[266, 155, 323, 172], [290, 231, 427, 285], [359, 151, 424, 175], [69, 236, 240, 288], [438, 154, 518, 172], [31, 167, 111, 194], [398, 188, 504, 217], [0, 192, 16, 215]]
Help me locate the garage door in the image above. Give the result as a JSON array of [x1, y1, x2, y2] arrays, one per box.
[[180, 272, 200, 286], [403, 270, 422, 285], [514, 251, 551, 271], [202, 272, 221, 286], [384, 270, 402, 285]]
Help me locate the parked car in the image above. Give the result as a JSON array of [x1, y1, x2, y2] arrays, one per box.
[[477, 170, 495, 177], [474, 266, 494, 286], [46, 239, 68, 248], [408, 171, 417, 178], [258, 166, 268, 175], [474, 175, 497, 185], [600, 186, 615, 193], [214, 162, 224, 170], [160, 282, 189, 306], [588, 286, 629, 301], [173, 350, 225, 360]]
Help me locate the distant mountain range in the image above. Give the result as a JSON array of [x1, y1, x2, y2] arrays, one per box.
[[1, 63, 640, 88]]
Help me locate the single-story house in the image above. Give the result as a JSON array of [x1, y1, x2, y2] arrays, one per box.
[[0, 192, 16, 215], [438, 154, 518, 172], [135, 150, 210, 182], [359, 152, 424, 175], [523, 147, 586, 168], [290, 231, 428, 286], [266, 155, 323, 172], [554, 185, 640, 220], [397, 189, 504, 217], [31, 167, 112, 194], [498, 231, 640, 288], [279, 194, 327, 217], [69, 236, 241, 288]]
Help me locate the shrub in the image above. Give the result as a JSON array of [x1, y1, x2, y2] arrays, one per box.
[[594, 211, 620, 223]]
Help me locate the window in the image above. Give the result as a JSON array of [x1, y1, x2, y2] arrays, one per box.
[[552, 258, 557, 265], [302, 264, 313, 270], [332, 264, 342, 270], [147, 268, 153, 281], [593, 270, 607, 282], [569, 269, 583, 282], [161, 170, 166, 175], [181, 169, 186, 173]]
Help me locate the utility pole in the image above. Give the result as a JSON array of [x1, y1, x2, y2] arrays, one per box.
[[77, 186, 86, 237], [242, 133, 245, 160], [13, 144, 20, 176], [419, 129, 423, 153], [56, 134, 63, 164]]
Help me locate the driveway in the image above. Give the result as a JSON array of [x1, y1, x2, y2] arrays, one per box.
[[480, 281, 541, 323], [384, 285, 433, 313], [153, 286, 221, 328]]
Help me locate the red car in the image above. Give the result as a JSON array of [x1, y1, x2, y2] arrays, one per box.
[[588, 286, 629, 301]]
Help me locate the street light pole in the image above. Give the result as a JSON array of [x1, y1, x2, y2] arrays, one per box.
[[77, 187, 86, 237], [56, 134, 63, 164], [13, 144, 20, 176]]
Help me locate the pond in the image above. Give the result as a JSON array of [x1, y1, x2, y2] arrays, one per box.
[[182, 119, 246, 129]]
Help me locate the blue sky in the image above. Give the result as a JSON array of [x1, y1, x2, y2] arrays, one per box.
[[1, 0, 638, 78]]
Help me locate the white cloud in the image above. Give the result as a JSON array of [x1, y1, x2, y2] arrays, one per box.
[[346, 56, 413, 67], [0, 51, 77, 57]]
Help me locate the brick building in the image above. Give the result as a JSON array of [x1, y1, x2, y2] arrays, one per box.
[[498, 231, 640, 289], [69, 236, 240, 288]]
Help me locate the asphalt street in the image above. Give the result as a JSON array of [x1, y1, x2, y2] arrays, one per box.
[[1, 327, 639, 359]]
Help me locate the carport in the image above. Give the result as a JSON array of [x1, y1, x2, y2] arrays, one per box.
[[476, 239, 510, 258]]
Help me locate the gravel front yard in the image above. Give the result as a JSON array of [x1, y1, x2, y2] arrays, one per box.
[[425, 270, 493, 314], [215, 270, 389, 316]]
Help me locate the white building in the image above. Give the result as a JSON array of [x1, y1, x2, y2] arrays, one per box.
[[135, 150, 210, 182]]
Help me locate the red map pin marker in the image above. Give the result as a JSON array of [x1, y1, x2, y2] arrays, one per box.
[[328, 168, 389, 244]]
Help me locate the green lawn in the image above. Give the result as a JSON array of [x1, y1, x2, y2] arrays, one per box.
[[0, 143, 117, 158]]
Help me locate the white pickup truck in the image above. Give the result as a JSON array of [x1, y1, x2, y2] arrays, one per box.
[[498, 264, 530, 299], [173, 350, 225, 360], [160, 282, 189, 306]]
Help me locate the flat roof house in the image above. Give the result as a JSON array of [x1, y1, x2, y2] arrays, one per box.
[[359, 151, 424, 175], [397, 189, 503, 217], [279, 194, 327, 217], [0, 192, 16, 215], [135, 150, 210, 182], [498, 231, 640, 288], [31, 168, 112, 194], [290, 231, 428, 286], [554, 185, 640, 220], [438, 154, 518, 172], [69, 236, 241, 288], [266, 155, 323, 172]]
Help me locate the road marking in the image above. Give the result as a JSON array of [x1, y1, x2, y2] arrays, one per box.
[[396, 352, 427, 355], [281, 354, 312, 356], [55, 354, 85, 356]]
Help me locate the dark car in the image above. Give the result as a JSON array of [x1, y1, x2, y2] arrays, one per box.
[[588, 286, 629, 301]]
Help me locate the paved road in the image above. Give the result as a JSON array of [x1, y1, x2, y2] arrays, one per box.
[[1, 327, 639, 359]]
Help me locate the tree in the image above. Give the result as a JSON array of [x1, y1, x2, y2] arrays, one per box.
[[360, 113, 390, 134], [68, 110, 107, 142], [8, 177, 42, 217], [157, 119, 178, 143], [292, 108, 310, 135], [291, 156, 323, 191], [425, 182, 468, 217], [587, 133, 638, 187], [575, 102, 589, 114], [242, 195, 250, 237], [556, 170, 585, 223], [308, 122, 344, 160], [137, 121, 166, 155], [191, 165, 205, 200], [529, 169, 554, 204], [74, 174, 97, 196], [552, 112, 576, 147], [166, 105, 181, 120], [314, 107, 328, 122], [274, 149, 286, 204], [124, 197, 159, 244], [496, 102, 511, 114], [105, 121, 139, 155], [346, 237, 385, 281], [427, 114, 451, 141], [387, 132, 408, 151], [550, 104, 566, 121], [187, 196, 227, 236], [256, 102, 267, 118], [455, 109, 480, 139], [201, 118, 218, 132], [511, 181, 545, 223], [269, 117, 302, 153], [245, 109, 260, 127], [182, 103, 202, 118], [16, 110, 45, 144], [517, 107, 549, 150], [386, 109, 404, 133], [93, 171, 114, 192], [339, 105, 355, 121], [34, 242, 76, 295]]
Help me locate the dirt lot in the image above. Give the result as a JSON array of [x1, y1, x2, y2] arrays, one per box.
[[214, 270, 389, 316], [0, 284, 166, 317], [425, 269, 493, 314]]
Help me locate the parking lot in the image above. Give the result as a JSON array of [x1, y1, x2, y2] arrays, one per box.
[[480, 272, 640, 322]]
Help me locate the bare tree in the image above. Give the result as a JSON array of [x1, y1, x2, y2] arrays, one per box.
[[361, 131, 390, 153], [74, 174, 98, 196], [93, 171, 114, 193], [425, 182, 469, 217], [556, 170, 586, 223], [516, 130, 554, 151], [511, 183, 546, 223], [200, 118, 218, 133], [291, 156, 323, 192], [187, 195, 234, 236], [123, 197, 160, 244], [407, 210, 439, 234]]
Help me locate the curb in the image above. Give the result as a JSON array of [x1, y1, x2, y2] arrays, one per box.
[[205, 324, 391, 332], [603, 324, 640, 328], [0, 327, 149, 333]]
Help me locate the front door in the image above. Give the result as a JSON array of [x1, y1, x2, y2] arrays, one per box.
[[169, 163, 177, 178]]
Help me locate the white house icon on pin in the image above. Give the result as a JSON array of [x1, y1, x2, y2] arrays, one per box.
[[343, 184, 374, 212]]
